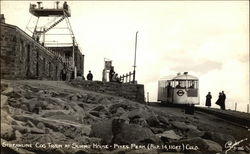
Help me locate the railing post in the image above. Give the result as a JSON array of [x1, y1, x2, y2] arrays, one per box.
[[235, 102, 237, 111], [147, 92, 149, 103], [247, 104, 249, 113], [126, 73, 128, 83]]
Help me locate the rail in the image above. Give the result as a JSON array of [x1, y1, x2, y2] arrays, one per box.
[[148, 102, 250, 128], [120, 71, 135, 83]]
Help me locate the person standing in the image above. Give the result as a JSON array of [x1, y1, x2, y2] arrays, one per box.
[[215, 92, 222, 108], [109, 66, 115, 82], [221, 91, 226, 110], [205, 92, 212, 108], [87, 70, 93, 81], [60, 68, 67, 81]]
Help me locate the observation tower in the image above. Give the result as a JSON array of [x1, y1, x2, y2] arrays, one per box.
[[27, 1, 84, 79]]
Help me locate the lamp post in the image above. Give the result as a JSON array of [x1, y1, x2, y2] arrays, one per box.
[[133, 31, 138, 84]]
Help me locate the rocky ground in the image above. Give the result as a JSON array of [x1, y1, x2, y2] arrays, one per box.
[[1, 80, 249, 154]]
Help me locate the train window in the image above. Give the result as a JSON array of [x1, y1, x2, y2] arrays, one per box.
[[187, 80, 198, 89], [175, 80, 186, 88], [165, 81, 173, 88]]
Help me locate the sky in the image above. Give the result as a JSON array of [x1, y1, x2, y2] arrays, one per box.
[[1, 1, 249, 112]]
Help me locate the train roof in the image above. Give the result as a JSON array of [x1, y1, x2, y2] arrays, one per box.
[[172, 74, 198, 80], [159, 73, 198, 81]]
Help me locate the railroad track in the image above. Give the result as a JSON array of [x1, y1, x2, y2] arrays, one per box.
[[147, 102, 250, 129]]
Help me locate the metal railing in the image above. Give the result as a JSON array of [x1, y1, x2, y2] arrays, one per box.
[[120, 71, 135, 83]]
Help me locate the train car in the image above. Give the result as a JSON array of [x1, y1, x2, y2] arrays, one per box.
[[158, 72, 199, 112]]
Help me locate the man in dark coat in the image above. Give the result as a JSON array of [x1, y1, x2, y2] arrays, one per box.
[[60, 69, 67, 81], [205, 92, 212, 107], [87, 70, 93, 81], [221, 91, 226, 110], [109, 66, 115, 82], [215, 92, 222, 108]]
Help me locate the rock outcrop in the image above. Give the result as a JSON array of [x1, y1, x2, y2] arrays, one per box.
[[1, 80, 249, 154]]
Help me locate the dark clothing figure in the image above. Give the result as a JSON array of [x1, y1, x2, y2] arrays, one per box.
[[109, 67, 115, 82], [221, 91, 226, 110], [70, 71, 74, 79], [112, 73, 121, 83], [63, 2, 68, 10], [189, 84, 194, 88], [87, 71, 93, 81], [61, 69, 67, 81], [205, 92, 212, 107], [176, 84, 181, 88], [215, 92, 223, 109], [166, 83, 172, 97]]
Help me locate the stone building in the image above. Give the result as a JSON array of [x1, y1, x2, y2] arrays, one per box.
[[0, 14, 84, 80]]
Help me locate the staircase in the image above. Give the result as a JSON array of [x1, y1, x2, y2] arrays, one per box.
[[44, 16, 65, 33]]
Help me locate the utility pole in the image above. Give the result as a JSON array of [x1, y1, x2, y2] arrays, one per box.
[[133, 31, 138, 84], [72, 36, 75, 79]]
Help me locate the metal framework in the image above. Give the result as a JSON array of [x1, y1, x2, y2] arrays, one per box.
[[27, 1, 80, 78]]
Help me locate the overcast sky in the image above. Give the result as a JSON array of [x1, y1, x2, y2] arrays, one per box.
[[2, 1, 249, 112]]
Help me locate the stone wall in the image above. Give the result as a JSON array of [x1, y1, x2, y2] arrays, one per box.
[[0, 23, 69, 80], [69, 80, 145, 103]]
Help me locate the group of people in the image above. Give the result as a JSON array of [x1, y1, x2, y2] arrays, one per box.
[[109, 67, 121, 83], [205, 91, 226, 110]]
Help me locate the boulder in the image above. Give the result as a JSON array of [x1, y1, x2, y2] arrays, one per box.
[[150, 127, 165, 134], [12, 125, 29, 134], [90, 119, 113, 144], [109, 103, 132, 114], [1, 123, 15, 141], [92, 105, 105, 111], [156, 130, 182, 140], [7, 91, 22, 99], [115, 107, 126, 116], [130, 117, 148, 127], [146, 116, 161, 127], [1, 95, 8, 108], [171, 121, 197, 131], [1, 82, 9, 92], [114, 123, 160, 145], [2, 87, 14, 95], [100, 98, 112, 105], [157, 115, 169, 125], [127, 108, 152, 120], [14, 130, 22, 140], [1, 110, 14, 125], [69, 94, 78, 101], [89, 111, 100, 117], [41, 110, 70, 118], [187, 129, 204, 138], [202, 132, 235, 147]]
